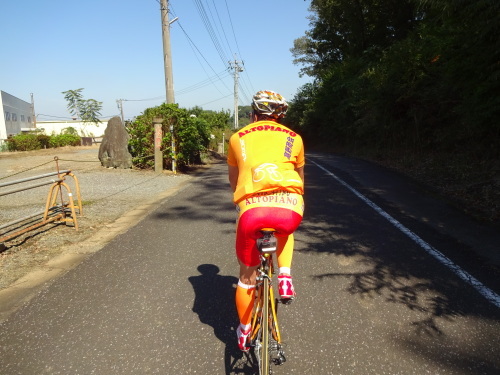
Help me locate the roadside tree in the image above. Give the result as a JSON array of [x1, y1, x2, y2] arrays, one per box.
[[62, 89, 103, 136]]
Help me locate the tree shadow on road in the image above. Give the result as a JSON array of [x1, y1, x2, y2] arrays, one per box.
[[152, 161, 236, 232], [296, 160, 500, 373], [188, 264, 257, 374]]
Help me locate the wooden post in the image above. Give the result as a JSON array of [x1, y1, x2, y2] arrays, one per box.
[[153, 117, 163, 173]]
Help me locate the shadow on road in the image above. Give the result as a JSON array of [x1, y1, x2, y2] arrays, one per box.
[[296, 160, 500, 373], [189, 264, 256, 374], [152, 161, 236, 231]]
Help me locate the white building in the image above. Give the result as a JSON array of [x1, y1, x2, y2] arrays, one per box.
[[35, 119, 107, 137], [1, 90, 111, 147], [0, 91, 35, 143]]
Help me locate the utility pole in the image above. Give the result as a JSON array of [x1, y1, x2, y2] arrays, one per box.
[[229, 58, 244, 129], [160, 0, 177, 104], [30, 93, 36, 128]]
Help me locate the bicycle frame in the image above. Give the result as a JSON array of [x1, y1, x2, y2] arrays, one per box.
[[249, 231, 286, 375]]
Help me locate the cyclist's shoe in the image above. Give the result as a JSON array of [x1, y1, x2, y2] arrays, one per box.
[[278, 274, 296, 300], [236, 325, 251, 352]]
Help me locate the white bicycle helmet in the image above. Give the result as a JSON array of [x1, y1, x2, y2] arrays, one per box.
[[251, 90, 288, 120]]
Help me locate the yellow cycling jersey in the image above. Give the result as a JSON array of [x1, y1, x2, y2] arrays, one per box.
[[227, 121, 305, 204]]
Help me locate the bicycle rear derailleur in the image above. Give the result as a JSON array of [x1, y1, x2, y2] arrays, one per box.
[[270, 343, 287, 366]]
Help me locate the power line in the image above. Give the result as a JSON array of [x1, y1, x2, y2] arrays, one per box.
[[223, 0, 242, 60], [238, 81, 252, 105], [209, 0, 233, 59], [177, 70, 231, 95], [122, 96, 165, 102], [37, 114, 74, 120], [117, 70, 231, 104], [192, 0, 229, 67], [176, 21, 232, 94], [165, 1, 254, 108], [199, 93, 233, 107], [36, 114, 117, 120], [223, 0, 255, 95], [169, 3, 227, 96]]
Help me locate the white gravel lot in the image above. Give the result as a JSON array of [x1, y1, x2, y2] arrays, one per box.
[[0, 145, 193, 289]]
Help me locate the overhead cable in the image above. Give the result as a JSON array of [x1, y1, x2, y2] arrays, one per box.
[[122, 96, 165, 102], [209, 0, 234, 59], [199, 93, 233, 107], [224, 0, 255, 95], [176, 21, 232, 93], [177, 70, 231, 96], [193, 0, 229, 67]]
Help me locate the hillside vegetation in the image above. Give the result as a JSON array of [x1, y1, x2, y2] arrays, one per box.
[[285, 0, 499, 224]]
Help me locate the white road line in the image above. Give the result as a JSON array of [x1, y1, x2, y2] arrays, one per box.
[[310, 159, 500, 308]]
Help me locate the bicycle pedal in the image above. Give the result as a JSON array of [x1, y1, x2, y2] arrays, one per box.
[[278, 297, 294, 305]]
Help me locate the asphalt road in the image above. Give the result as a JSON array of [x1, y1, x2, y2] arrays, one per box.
[[1, 153, 499, 374]]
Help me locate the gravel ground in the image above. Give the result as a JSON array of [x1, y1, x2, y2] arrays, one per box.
[[0, 145, 193, 289]]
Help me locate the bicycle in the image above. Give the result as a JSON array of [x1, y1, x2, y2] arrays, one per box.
[[248, 229, 288, 375]]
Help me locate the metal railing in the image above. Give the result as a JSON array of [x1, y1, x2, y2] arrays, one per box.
[[0, 158, 82, 247]]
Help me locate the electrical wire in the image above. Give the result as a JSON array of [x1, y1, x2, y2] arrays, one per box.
[[158, 0, 255, 108], [169, 2, 232, 96], [176, 21, 232, 93], [192, 0, 229, 67], [223, 0, 255, 96], [36, 114, 74, 120], [177, 70, 231, 96], [205, 0, 254, 104], [209, 0, 234, 61], [238, 83, 252, 106], [122, 96, 165, 102], [199, 93, 233, 107]]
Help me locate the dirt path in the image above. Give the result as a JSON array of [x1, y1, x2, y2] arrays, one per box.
[[0, 146, 191, 291]]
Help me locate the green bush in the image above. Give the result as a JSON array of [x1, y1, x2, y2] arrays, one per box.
[[37, 134, 51, 149], [61, 127, 79, 136], [127, 103, 229, 170], [49, 134, 81, 148], [5, 137, 16, 151], [6, 134, 41, 151], [5, 133, 81, 151]]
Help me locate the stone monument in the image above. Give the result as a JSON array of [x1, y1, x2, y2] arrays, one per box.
[[98, 116, 133, 168]]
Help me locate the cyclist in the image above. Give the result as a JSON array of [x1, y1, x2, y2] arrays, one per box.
[[227, 90, 305, 351]]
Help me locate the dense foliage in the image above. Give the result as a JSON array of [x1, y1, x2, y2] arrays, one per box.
[[288, 0, 499, 222], [127, 103, 231, 171], [49, 134, 82, 148], [6, 133, 81, 151]]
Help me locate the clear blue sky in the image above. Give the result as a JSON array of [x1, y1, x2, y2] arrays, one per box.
[[1, 0, 312, 121]]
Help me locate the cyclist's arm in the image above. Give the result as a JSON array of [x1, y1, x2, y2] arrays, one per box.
[[228, 164, 239, 192]]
